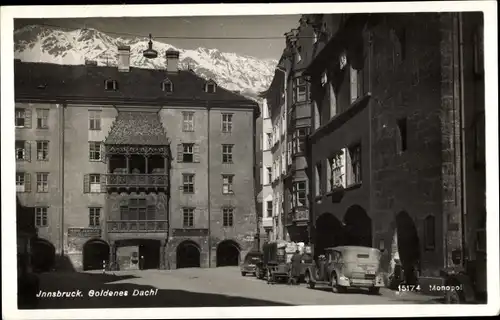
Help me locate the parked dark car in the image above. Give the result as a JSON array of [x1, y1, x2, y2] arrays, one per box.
[[240, 251, 263, 276]]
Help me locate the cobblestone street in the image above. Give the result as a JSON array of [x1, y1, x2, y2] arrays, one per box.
[[33, 267, 442, 308]]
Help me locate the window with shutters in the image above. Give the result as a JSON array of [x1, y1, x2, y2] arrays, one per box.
[[89, 110, 102, 130], [16, 140, 30, 161], [16, 172, 30, 193], [266, 200, 273, 218], [89, 207, 101, 227], [222, 113, 233, 133], [182, 143, 194, 162], [89, 142, 102, 161], [36, 108, 49, 129], [15, 108, 28, 128], [90, 174, 102, 193], [36, 173, 49, 193], [182, 173, 195, 193], [222, 207, 234, 227], [183, 207, 195, 227], [222, 144, 233, 163], [35, 207, 48, 227], [222, 174, 234, 194], [346, 144, 362, 186], [424, 215, 436, 250], [36, 141, 49, 161], [182, 112, 194, 132]]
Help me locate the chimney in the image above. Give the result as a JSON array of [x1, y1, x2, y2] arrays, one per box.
[[117, 45, 131, 72], [165, 49, 180, 73]]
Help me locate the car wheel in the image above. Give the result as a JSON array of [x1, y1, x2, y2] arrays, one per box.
[[305, 271, 315, 289], [241, 271, 246, 276], [445, 289, 463, 304], [331, 275, 346, 293]]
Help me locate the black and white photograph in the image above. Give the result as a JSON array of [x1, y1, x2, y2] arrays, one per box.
[[1, 2, 498, 319]]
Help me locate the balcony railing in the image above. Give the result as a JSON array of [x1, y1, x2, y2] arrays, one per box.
[[107, 220, 168, 233], [106, 174, 169, 189]]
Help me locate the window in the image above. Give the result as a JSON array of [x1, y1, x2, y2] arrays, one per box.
[[182, 143, 194, 162], [266, 167, 272, 185], [223, 207, 234, 227], [35, 207, 48, 227], [222, 113, 233, 133], [222, 144, 233, 163], [293, 77, 307, 103], [15, 140, 30, 161], [177, 143, 199, 163], [16, 172, 30, 193], [205, 81, 217, 93], [15, 108, 28, 127], [36, 173, 49, 193], [105, 79, 118, 91], [89, 110, 101, 130], [36, 141, 49, 161], [120, 199, 155, 221], [182, 174, 195, 193], [90, 174, 102, 193], [397, 117, 408, 153], [292, 128, 308, 154], [89, 142, 102, 161], [329, 150, 346, 190], [424, 215, 435, 250], [346, 144, 362, 185], [267, 200, 273, 218], [182, 112, 194, 132], [222, 175, 234, 194], [89, 207, 101, 227], [162, 79, 173, 92], [36, 109, 49, 129], [183, 207, 195, 227], [293, 181, 307, 207]]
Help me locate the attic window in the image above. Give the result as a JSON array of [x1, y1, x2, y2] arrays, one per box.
[[105, 80, 118, 91], [205, 81, 217, 93], [162, 79, 173, 93]]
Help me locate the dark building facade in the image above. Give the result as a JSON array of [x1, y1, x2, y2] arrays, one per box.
[[302, 12, 485, 285], [14, 47, 260, 271]]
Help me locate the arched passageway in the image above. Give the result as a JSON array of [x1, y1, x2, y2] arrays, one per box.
[[395, 211, 421, 284], [216, 240, 240, 267], [176, 241, 201, 269], [343, 205, 373, 247], [138, 240, 161, 270], [31, 238, 56, 272], [83, 239, 110, 271], [314, 213, 344, 259]]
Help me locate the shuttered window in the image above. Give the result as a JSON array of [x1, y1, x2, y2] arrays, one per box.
[[36, 109, 49, 129], [177, 143, 200, 163], [84, 174, 105, 193], [16, 172, 31, 193], [15, 140, 31, 161]]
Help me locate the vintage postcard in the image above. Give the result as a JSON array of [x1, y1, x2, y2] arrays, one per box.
[[1, 2, 498, 319]]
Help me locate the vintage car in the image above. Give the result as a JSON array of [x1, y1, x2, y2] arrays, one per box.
[[240, 251, 263, 276], [304, 246, 385, 294], [256, 241, 290, 284]]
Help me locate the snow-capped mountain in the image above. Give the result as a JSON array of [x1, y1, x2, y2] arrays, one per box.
[[14, 25, 278, 101]]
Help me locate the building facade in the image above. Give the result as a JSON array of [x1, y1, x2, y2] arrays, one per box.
[[14, 47, 260, 271], [260, 98, 275, 240], [301, 12, 485, 285]]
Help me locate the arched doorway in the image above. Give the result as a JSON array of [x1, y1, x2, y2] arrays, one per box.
[[31, 238, 56, 272], [216, 240, 240, 267], [83, 239, 110, 271], [343, 205, 372, 247], [315, 213, 344, 259], [395, 211, 421, 284], [176, 241, 201, 269]]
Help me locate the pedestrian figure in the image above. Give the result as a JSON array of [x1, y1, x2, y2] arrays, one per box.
[[289, 250, 302, 285], [139, 255, 145, 270]]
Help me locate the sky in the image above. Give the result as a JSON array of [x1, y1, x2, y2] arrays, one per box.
[[14, 15, 301, 60]]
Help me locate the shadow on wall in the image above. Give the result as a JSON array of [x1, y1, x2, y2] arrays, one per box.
[[54, 255, 77, 272], [29, 272, 291, 309]]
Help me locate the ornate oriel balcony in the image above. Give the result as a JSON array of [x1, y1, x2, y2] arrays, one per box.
[[286, 206, 309, 226]]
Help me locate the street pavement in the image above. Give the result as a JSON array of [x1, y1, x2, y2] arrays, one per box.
[[32, 266, 443, 309]]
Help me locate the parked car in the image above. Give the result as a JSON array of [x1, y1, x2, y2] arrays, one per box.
[[240, 251, 263, 276], [304, 246, 385, 294]]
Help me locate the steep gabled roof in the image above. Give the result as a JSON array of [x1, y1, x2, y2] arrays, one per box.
[[14, 61, 258, 108], [105, 111, 169, 145]]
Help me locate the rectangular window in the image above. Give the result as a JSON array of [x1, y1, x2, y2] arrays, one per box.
[[15, 108, 26, 127], [347, 144, 362, 185], [182, 174, 195, 193], [222, 174, 234, 194], [89, 207, 101, 227], [397, 118, 408, 153], [223, 207, 234, 227], [89, 174, 102, 193], [294, 77, 307, 103], [126, 198, 148, 221], [182, 143, 194, 162], [222, 144, 233, 163], [89, 110, 101, 130], [267, 200, 273, 218], [293, 181, 307, 207], [329, 150, 346, 190], [89, 142, 102, 161], [36, 141, 49, 161], [36, 109, 49, 129], [15, 140, 30, 161], [183, 207, 195, 227], [36, 173, 49, 193], [293, 128, 308, 154], [266, 167, 272, 185], [182, 112, 195, 132], [16, 172, 30, 193], [35, 207, 48, 227], [222, 113, 233, 133]]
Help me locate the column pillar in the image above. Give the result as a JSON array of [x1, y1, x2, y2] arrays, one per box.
[[159, 239, 166, 270]]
